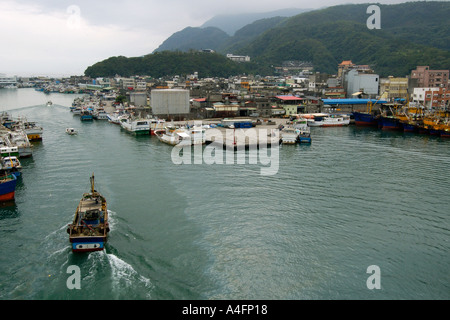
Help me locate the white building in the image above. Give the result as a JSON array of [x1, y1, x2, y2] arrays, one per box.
[[0, 74, 17, 87], [226, 54, 251, 62], [412, 87, 440, 108], [345, 69, 379, 98], [151, 89, 190, 116]]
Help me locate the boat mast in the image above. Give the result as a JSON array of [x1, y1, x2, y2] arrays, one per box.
[[90, 173, 95, 193]]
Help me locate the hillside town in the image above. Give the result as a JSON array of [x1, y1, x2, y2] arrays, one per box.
[[1, 60, 449, 120]]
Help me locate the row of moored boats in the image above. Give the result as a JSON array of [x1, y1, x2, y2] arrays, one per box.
[[0, 112, 43, 202], [353, 104, 450, 137]]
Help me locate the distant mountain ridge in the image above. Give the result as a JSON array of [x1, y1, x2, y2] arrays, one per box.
[[200, 8, 312, 35]]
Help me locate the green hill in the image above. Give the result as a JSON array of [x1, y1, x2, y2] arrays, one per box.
[[154, 27, 230, 52], [84, 51, 255, 78]]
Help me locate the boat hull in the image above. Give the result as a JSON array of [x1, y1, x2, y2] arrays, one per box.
[[70, 237, 106, 252], [379, 116, 402, 131], [0, 175, 17, 201], [353, 112, 378, 126], [299, 136, 311, 143]]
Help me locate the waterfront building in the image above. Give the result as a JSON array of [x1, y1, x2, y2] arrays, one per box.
[[275, 95, 303, 116], [423, 87, 450, 109], [410, 66, 449, 90], [412, 87, 440, 108], [380, 76, 409, 101], [0, 74, 18, 88]]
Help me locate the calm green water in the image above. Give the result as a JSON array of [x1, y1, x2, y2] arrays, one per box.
[[0, 88, 449, 300]]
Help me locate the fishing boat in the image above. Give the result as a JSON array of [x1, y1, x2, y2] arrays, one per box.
[[93, 108, 108, 120], [7, 131, 32, 158], [0, 146, 19, 158], [298, 127, 312, 144], [188, 125, 206, 145], [292, 118, 308, 130], [0, 173, 17, 202], [120, 117, 150, 135], [107, 110, 122, 124], [150, 118, 166, 135], [66, 128, 77, 135], [155, 126, 192, 146], [67, 174, 109, 253], [18, 119, 44, 141], [353, 111, 379, 126], [71, 107, 82, 115], [1, 156, 22, 178], [440, 125, 450, 138], [352, 98, 385, 127], [280, 127, 300, 144], [307, 114, 350, 127], [80, 110, 93, 121]]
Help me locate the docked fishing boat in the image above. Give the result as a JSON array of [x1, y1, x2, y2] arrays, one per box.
[[0, 112, 15, 129], [155, 126, 192, 146], [298, 127, 312, 144], [440, 125, 450, 138], [20, 120, 44, 141], [1, 156, 22, 178], [0, 173, 17, 202], [378, 115, 402, 131], [66, 128, 77, 135], [353, 111, 379, 126], [150, 118, 166, 135], [307, 114, 350, 127], [67, 174, 109, 253], [352, 98, 385, 127], [280, 127, 300, 144], [107, 111, 122, 124], [80, 110, 93, 121], [93, 108, 108, 120], [292, 118, 308, 130], [0, 146, 19, 158], [7, 131, 32, 158], [71, 107, 82, 115], [120, 117, 150, 135], [188, 125, 206, 145]]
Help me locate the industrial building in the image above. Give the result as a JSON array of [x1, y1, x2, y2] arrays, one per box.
[[150, 89, 190, 118]]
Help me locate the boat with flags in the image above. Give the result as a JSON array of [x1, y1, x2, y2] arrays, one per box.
[[67, 173, 109, 253]]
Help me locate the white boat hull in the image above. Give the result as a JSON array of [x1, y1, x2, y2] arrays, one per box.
[[307, 117, 350, 127]]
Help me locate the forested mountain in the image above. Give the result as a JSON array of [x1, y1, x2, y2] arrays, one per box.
[[85, 1, 450, 78], [154, 27, 230, 53]]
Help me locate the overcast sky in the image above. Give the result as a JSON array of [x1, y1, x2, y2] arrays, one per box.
[[0, 0, 423, 77]]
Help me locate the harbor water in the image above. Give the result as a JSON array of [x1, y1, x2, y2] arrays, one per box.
[[0, 88, 449, 300]]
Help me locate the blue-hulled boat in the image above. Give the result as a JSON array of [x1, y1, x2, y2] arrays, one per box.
[[298, 128, 312, 143], [67, 174, 109, 253], [353, 111, 379, 126], [80, 110, 93, 121], [0, 173, 17, 202]]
